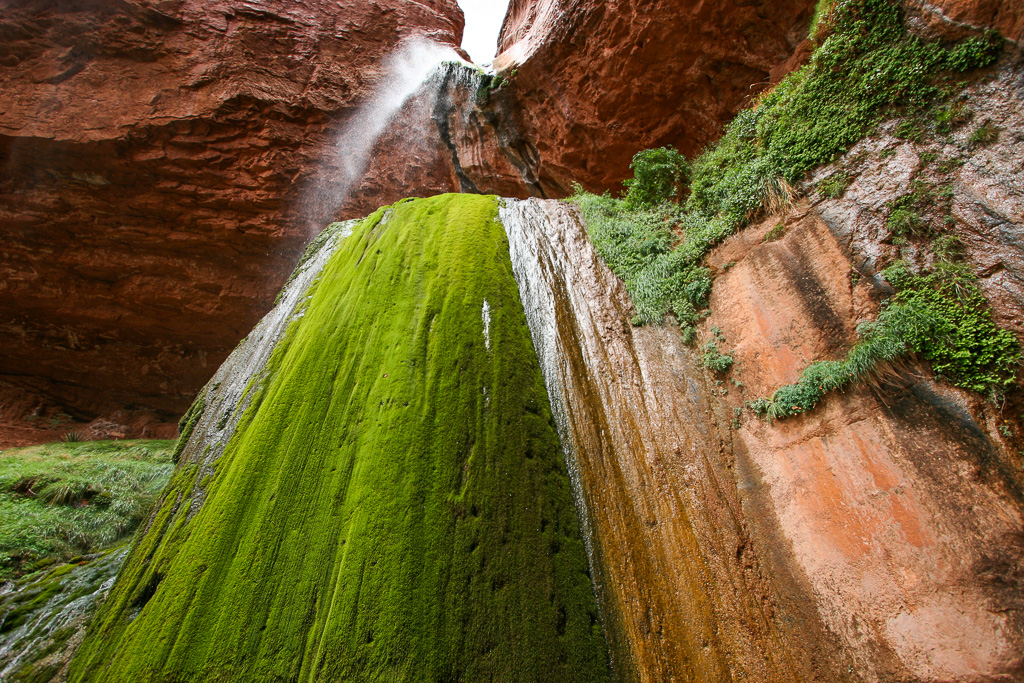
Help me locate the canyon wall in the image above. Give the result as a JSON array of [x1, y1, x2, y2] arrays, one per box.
[[501, 171, 1024, 680], [0, 0, 465, 427], [483, 0, 818, 195], [0, 0, 829, 434]]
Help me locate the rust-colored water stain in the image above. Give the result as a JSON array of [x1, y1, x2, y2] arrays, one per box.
[[502, 198, 1024, 682]]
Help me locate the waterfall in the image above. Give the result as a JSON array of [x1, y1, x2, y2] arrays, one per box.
[[300, 37, 469, 232], [0, 547, 127, 679]]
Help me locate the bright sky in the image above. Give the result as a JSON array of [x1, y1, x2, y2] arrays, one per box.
[[457, 0, 511, 65]]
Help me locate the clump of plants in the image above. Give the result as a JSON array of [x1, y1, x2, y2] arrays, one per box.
[[702, 326, 734, 373], [764, 222, 787, 242], [751, 257, 1020, 420], [575, 0, 1002, 337], [968, 121, 1000, 147], [816, 171, 852, 199], [0, 440, 174, 579]]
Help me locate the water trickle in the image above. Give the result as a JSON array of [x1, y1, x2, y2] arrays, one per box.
[[498, 198, 792, 681], [301, 37, 469, 231], [481, 299, 492, 350], [0, 547, 128, 680]]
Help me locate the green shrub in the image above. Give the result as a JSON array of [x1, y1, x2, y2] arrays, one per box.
[[702, 326, 735, 373], [622, 146, 689, 209], [702, 341, 734, 373], [816, 171, 851, 199], [753, 259, 1020, 419], [576, 0, 1001, 330]]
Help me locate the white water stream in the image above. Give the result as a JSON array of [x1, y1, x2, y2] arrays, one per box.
[[301, 37, 469, 231]]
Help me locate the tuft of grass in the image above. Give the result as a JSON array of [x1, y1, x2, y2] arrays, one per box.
[[0, 440, 174, 580], [764, 223, 787, 242], [575, 0, 1002, 331], [68, 195, 610, 682], [61, 430, 84, 443], [968, 121, 1000, 147], [932, 100, 972, 133]]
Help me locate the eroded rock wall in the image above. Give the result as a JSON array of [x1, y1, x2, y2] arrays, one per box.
[[0, 0, 465, 422], [482, 0, 818, 196]]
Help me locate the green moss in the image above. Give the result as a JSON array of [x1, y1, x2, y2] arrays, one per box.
[[68, 194, 609, 682], [574, 0, 1001, 329], [0, 440, 174, 579]]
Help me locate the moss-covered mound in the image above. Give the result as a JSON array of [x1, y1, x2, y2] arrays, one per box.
[[68, 194, 609, 682]]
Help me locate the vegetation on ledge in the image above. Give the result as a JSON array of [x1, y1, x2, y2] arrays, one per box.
[[69, 194, 609, 682], [573, 0, 1002, 337], [751, 259, 1021, 420], [0, 440, 174, 581]]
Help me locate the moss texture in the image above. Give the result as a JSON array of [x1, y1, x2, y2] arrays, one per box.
[[68, 194, 609, 682]]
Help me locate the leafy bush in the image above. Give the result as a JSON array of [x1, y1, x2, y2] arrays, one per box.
[[816, 171, 851, 199], [0, 440, 174, 578], [622, 146, 689, 209], [576, 0, 1001, 332]]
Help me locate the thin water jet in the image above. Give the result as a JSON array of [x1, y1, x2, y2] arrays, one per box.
[[300, 37, 471, 232]]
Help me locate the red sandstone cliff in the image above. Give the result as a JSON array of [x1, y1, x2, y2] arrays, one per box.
[[481, 0, 818, 195], [0, 0, 465, 431]]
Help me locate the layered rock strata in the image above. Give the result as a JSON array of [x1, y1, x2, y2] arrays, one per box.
[[486, 0, 819, 195], [0, 0, 465, 421]]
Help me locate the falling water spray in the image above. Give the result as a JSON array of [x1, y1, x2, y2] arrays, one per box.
[[300, 36, 469, 232]]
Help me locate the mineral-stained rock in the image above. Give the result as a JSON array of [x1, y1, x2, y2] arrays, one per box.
[[482, 0, 819, 196], [0, 0, 465, 422], [929, 0, 1024, 44], [501, 194, 1024, 681]]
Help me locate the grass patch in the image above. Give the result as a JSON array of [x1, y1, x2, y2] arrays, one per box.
[[0, 440, 173, 580], [69, 195, 610, 682], [574, 0, 1001, 334], [968, 121, 1000, 147]]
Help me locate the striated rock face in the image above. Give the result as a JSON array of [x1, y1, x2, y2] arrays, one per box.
[[501, 187, 1024, 680], [483, 0, 818, 195], [0, 0, 465, 422], [706, 209, 1024, 681]]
